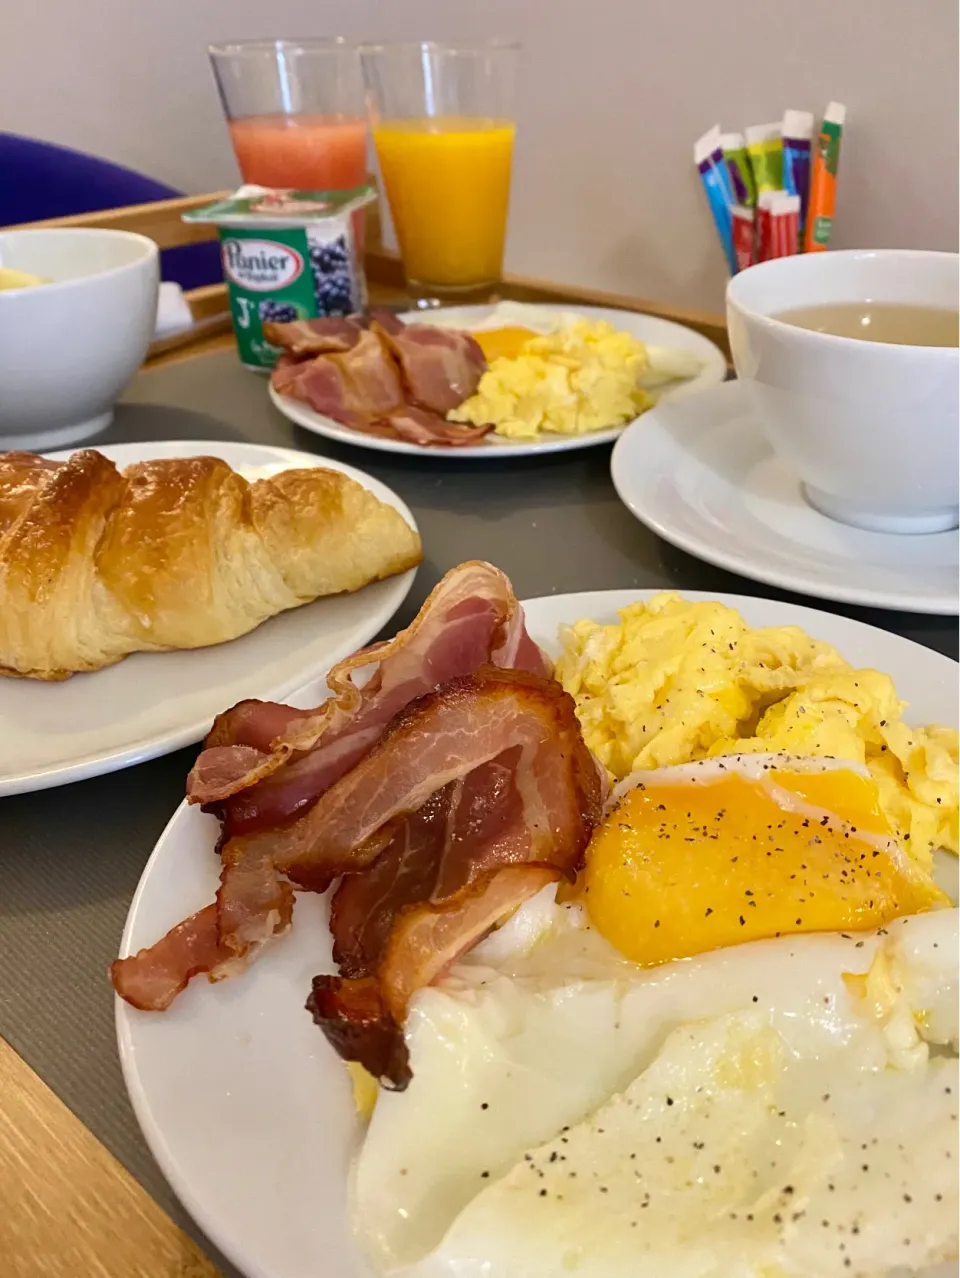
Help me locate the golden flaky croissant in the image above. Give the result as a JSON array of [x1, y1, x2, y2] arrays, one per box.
[[0, 449, 422, 680]]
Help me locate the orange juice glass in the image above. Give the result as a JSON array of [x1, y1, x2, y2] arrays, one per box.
[[209, 40, 367, 190], [361, 42, 520, 304]]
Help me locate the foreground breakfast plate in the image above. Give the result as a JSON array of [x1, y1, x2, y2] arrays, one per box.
[[612, 380, 959, 615], [0, 440, 417, 796], [268, 303, 728, 458], [116, 590, 958, 1278]]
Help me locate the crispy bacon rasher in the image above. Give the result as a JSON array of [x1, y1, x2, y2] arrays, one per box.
[[300, 669, 602, 1086], [112, 563, 551, 1009], [111, 563, 604, 1091], [266, 310, 492, 446]]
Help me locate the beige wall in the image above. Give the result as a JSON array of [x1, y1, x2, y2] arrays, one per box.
[[2, 0, 956, 311]]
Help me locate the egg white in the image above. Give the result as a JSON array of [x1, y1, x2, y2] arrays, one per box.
[[419, 301, 565, 336], [351, 902, 958, 1276]]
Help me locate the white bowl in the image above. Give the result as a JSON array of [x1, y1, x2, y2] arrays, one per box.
[[0, 229, 159, 450], [726, 249, 959, 534]]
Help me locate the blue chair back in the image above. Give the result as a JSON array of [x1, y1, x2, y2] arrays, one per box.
[[0, 132, 222, 291]]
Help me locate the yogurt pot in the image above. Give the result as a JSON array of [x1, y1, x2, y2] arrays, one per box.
[[184, 184, 376, 371], [726, 249, 959, 534]]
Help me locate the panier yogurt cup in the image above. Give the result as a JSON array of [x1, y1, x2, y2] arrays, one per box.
[[184, 184, 376, 370]]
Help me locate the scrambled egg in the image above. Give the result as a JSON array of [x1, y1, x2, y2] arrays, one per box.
[[450, 319, 653, 440], [554, 592, 959, 868]]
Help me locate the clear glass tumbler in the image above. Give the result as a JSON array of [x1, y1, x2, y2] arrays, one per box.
[[209, 39, 367, 192], [360, 40, 520, 305]]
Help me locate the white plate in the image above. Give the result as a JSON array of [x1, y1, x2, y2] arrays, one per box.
[[116, 589, 958, 1278], [0, 440, 418, 796], [611, 380, 959, 615], [268, 303, 728, 458]]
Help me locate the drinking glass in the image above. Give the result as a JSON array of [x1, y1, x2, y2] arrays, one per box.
[[209, 39, 367, 192], [360, 40, 520, 305]]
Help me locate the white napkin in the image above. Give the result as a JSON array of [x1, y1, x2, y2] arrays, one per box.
[[154, 281, 194, 340]]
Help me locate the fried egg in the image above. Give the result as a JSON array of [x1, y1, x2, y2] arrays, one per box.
[[350, 753, 955, 1275], [583, 755, 948, 965], [351, 901, 958, 1276]]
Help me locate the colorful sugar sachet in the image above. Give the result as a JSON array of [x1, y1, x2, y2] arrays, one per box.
[[804, 102, 845, 253], [782, 110, 814, 235], [695, 103, 845, 273], [693, 126, 738, 275], [756, 191, 801, 262], [744, 122, 783, 195], [720, 133, 756, 208]]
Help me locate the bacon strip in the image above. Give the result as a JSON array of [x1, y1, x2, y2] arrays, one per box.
[[383, 405, 492, 447], [113, 563, 552, 1010], [187, 561, 547, 813], [110, 905, 230, 1012], [262, 316, 364, 356], [310, 863, 564, 1088], [268, 312, 489, 449], [216, 840, 296, 958], [380, 864, 558, 1022], [281, 329, 405, 425], [305, 976, 412, 1089], [329, 755, 528, 978], [299, 673, 600, 1085], [373, 319, 486, 414], [272, 668, 602, 890]]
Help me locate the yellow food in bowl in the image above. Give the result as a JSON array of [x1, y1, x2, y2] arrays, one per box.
[[554, 592, 959, 868], [450, 318, 652, 440], [0, 267, 47, 290]]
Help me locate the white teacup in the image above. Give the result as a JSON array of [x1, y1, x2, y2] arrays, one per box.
[[726, 249, 959, 534]]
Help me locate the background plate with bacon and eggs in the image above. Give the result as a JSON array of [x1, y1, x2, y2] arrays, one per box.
[[268, 302, 728, 458]]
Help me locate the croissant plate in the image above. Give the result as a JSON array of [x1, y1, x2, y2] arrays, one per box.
[[0, 449, 422, 680]]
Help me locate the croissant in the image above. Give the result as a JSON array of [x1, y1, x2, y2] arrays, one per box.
[[0, 449, 422, 680]]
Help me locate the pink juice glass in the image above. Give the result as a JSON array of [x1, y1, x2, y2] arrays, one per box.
[[209, 39, 368, 191]]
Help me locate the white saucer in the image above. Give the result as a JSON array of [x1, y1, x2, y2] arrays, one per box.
[[611, 381, 959, 615]]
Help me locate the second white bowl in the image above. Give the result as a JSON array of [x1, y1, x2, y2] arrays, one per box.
[[0, 228, 160, 450]]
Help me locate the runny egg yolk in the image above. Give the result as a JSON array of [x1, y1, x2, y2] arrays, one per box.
[[583, 761, 948, 966], [472, 326, 537, 362]]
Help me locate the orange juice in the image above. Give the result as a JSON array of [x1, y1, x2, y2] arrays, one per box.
[[373, 117, 514, 287], [229, 115, 368, 190]]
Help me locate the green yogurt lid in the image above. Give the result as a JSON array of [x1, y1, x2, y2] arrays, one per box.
[[183, 184, 377, 228]]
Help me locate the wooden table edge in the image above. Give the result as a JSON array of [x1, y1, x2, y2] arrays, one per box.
[[0, 1034, 222, 1277]]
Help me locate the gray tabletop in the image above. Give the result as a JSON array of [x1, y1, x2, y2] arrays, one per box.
[[1, 350, 956, 1275]]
